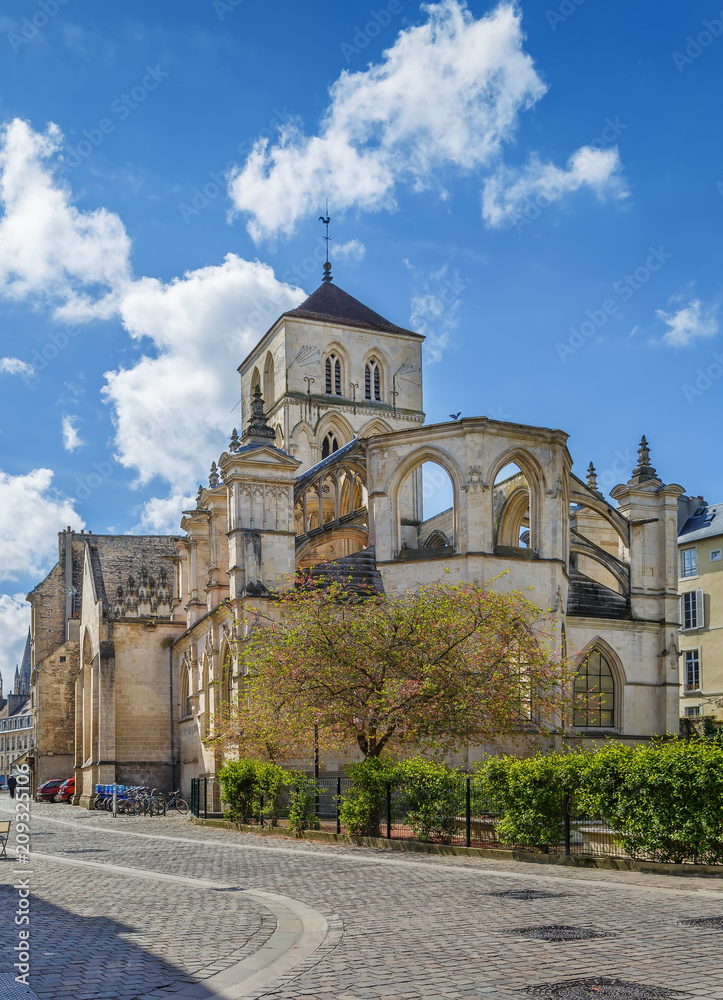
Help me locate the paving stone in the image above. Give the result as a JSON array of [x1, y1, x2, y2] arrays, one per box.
[[1, 800, 723, 999]]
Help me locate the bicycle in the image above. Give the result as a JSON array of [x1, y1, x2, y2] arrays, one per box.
[[166, 789, 189, 815]]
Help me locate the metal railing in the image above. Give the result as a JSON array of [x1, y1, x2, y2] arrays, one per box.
[[190, 774, 720, 864]]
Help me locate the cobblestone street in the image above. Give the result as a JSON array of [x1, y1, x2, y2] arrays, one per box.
[[2, 797, 723, 1000]]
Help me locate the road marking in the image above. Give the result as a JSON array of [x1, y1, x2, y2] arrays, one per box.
[[30, 852, 329, 1000]]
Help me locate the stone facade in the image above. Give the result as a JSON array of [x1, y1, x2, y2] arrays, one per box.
[[28, 276, 688, 801]]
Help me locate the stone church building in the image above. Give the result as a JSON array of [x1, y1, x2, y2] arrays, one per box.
[[28, 269, 687, 804]]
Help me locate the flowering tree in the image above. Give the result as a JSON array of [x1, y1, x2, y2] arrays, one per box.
[[209, 578, 571, 762]]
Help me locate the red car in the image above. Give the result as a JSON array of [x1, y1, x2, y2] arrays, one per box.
[[35, 779, 65, 802], [54, 777, 75, 802]]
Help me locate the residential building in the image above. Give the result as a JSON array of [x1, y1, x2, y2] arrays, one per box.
[[678, 499, 723, 719]]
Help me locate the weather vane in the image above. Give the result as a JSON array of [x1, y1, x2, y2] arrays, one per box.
[[319, 201, 332, 283]]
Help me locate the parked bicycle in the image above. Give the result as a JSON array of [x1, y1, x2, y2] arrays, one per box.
[[165, 789, 189, 815]]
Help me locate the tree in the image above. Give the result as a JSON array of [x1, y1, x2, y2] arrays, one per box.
[[210, 576, 572, 762]]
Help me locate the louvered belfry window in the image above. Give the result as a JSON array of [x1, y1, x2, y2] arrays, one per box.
[[365, 359, 381, 400]]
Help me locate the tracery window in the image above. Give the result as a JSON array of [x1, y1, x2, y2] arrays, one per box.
[[574, 649, 615, 727], [325, 354, 342, 395], [365, 358, 381, 401], [321, 432, 339, 460]]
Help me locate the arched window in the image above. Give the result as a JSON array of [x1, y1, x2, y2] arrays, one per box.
[[263, 353, 275, 407], [325, 354, 342, 395], [180, 664, 192, 718], [365, 358, 381, 401], [321, 432, 339, 459], [574, 649, 615, 727]]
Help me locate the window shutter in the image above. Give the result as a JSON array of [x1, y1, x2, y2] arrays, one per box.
[[696, 589, 705, 628]]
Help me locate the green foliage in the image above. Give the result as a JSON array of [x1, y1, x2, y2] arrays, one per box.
[[287, 773, 321, 835], [338, 757, 396, 836], [395, 757, 463, 843], [474, 753, 577, 851], [217, 758, 289, 824], [580, 739, 723, 863]]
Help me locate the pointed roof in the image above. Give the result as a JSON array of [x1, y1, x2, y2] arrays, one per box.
[[283, 282, 422, 338]]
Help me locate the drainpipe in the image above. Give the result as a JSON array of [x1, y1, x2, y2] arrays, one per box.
[[169, 644, 174, 794]]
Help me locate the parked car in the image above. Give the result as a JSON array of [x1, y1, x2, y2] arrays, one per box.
[[54, 777, 75, 802], [35, 779, 65, 802]]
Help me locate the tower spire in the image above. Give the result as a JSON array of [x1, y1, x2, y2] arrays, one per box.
[[319, 202, 332, 283]]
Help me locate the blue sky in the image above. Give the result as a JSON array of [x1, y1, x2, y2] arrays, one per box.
[[1, 0, 722, 691]]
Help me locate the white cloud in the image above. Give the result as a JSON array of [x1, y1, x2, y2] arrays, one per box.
[[481, 145, 627, 227], [132, 492, 197, 535], [408, 263, 465, 362], [657, 299, 719, 348], [0, 593, 31, 699], [0, 119, 305, 501], [61, 414, 84, 452], [334, 239, 366, 263], [0, 468, 84, 582], [229, 1, 547, 241], [0, 356, 34, 378], [0, 119, 131, 319], [102, 254, 304, 492]]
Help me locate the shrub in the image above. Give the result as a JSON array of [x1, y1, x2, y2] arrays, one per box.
[[338, 757, 396, 836], [395, 758, 463, 843], [287, 773, 321, 835], [581, 739, 723, 863], [217, 758, 289, 824]]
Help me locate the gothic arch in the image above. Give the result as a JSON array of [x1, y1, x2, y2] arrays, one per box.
[[250, 366, 261, 394], [263, 351, 275, 407], [496, 485, 531, 548], [219, 635, 233, 708], [488, 448, 547, 554], [322, 342, 350, 397], [361, 346, 389, 402], [572, 637, 625, 730], [180, 657, 192, 719], [388, 446, 463, 557], [315, 411, 355, 454], [358, 417, 393, 439]]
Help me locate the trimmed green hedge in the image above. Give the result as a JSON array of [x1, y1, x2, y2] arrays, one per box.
[[216, 759, 320, 834]]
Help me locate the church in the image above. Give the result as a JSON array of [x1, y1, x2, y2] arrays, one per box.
[[28, 259, 686, 804]]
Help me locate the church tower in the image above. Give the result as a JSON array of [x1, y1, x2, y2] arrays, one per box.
[[238, 258, 425, 473]]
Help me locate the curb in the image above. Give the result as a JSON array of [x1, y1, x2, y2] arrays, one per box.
[[190, 817, 723, 878]]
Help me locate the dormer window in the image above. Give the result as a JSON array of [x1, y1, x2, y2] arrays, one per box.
[[325, 354, 342, 395], [365, 358, 381, 401]]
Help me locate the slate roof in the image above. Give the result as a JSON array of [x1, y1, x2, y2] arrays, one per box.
[[678, 502, 723, 543], [282, 282, 421, 338]]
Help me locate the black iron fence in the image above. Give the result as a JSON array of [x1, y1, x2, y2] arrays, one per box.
[[189, 774, 657, 861]]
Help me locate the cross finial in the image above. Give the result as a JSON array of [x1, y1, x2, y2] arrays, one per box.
[[319, 202, 332, 283]]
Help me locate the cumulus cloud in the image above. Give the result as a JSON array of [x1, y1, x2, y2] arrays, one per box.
[[0, 356, 34, 378], [0, 468, 84, 582], [0, 118, 305, 504], [0, 592, 31, 698], [0, 119, 131, 319], [482, 146, 627, 227], [229, 1, 547, 240], [131, 492, 197, 535], [103, 254, 304, 491], [334, 239, 366, 263], [657, 299, 719, 348], [61, 414, 84, 452]]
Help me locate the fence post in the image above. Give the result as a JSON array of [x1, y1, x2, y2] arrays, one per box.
[[203, 777, 208, 820], [260, 794, 264, 827], [386, 782, 392, 840], [465, 777, 471, 848], [336, 776, 341, 835], [564, 793, 571, 856]]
